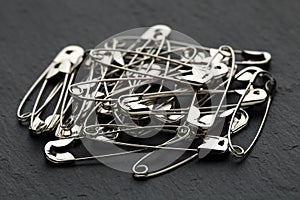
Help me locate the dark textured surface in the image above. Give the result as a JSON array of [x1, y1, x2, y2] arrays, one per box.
[[0, 0, 299, 199]]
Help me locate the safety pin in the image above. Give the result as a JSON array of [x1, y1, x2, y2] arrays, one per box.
[[45, 126, 199, 165], [17, 45, 84, 124], [103, 34, 271, 66], [91, 49, 206, 90], [167, 40, 271, 66], [113, 37, 267, 68], [44, 138, 146, 164], [227, 67, 276, 157], [28, 46, 84, 133], [184, 45, 236, 129], [71, 47, 202, 100], [131, 116, 250, 179], [76, 79, 265, 132], [117, 87, 267, 112], [125, 135, 222, 177], [132, 134, 236, 178], [53, 100, 259, 173]]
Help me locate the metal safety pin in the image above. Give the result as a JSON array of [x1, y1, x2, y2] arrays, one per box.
[[17, 46, 84, 124], [227, 67, 276, 157], [168, 40, 271, 66], [18, 46, 85, 133], [132, 134, 232, 178], [104, 35, 271, 66], [44, 138, 145, 164], [33, 46, 84, 133], [117, 87, 267, 113], [185, 45, 236, 128], [45, 126, 199, 165], [197, 68, 274, 157]]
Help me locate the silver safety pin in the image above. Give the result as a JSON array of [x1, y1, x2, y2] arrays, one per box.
[[31, 46, 84, 133], [17, 45, 84, 134], [227, 67, 276, 157]]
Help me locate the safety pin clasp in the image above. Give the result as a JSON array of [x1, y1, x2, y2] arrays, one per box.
[[198, 136, 228, 158], [44, 138, 77, 164], [238, 50, 271, 65], [55, 124, 81, 138], [141, 25, 171, 40], [46, 45, 85, 79]]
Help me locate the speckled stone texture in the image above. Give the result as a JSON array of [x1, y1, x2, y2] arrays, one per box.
[[0, 0, 299, 199]]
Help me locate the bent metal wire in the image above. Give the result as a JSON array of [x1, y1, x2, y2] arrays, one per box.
[[17, 25, 276, 178]]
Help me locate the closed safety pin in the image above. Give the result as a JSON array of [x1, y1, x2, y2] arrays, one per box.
[[170, 40, 272, 66], [45, 129, 199, 165], [227, 66, 276, 157], [209, 48, 271, 66], [17, 45, 85, 133], [44, 138, 146, 164], [31, 46, 84, 133]]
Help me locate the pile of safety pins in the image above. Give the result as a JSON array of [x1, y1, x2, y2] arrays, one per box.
[[17, 25, 276, 178]]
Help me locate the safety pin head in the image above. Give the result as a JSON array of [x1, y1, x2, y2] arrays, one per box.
[[46, 45, 85, 79], [240, 50, 271, 65], [44, 138, 76, 164], [54, 45, 85, 65], [55, 124, 81, 138], [235, 66, 265, 81], [141, 25, 171, 40], [198, 136, 228, 158], [235, 88, 268, 105]]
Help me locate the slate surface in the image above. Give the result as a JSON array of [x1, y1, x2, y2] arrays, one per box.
[[0, 0, 299, 199]]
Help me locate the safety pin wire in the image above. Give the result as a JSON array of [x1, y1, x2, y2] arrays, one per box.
[[18, 81, 64, 122], [63, 58, 110, 137], [109, 35, 153, 92], [91, 44, 198, 88], [59, 69, 78, 129], [34, 56, 86, 132], [17, 66, 56, 121], [142, 38, 170, 92], [87, 135, 198, 152], [30, 77, 50, 130]]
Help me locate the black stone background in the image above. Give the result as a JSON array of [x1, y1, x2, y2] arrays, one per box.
[[0, 0, 299, 199]]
